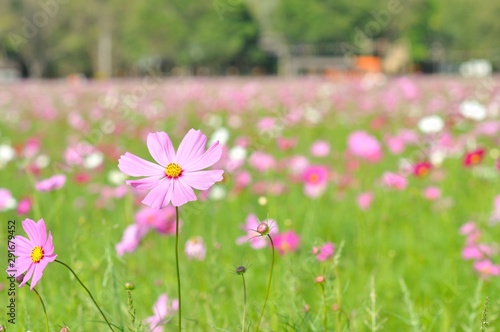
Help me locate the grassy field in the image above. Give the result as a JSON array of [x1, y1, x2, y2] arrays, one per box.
[[1, 76, 500, 331]]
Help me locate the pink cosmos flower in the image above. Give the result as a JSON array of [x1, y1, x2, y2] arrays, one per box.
[[35, 174, 66, 192], [276, 137, 297, 151], [248, 151, 276, 172], [385, 135, 405, 155], [347, 131, 382, 162], [10, 218, 57, 290], [310, 140, 330, 157], [118, 130, 224, 208], [423, 186, 441, 201], [115, 224, 149, 256], [312, 242, 335, 261], [185, 236, 206, 260], [473, 260, 500, 278], [135, 206, 178, 235], [273, 231, 301, 255], [17, 197, 32, 215], [236, 214, 278, 249], [413, 162, 432, 178], [463, 149, 485, 167], [302, 165, 329, 198], [145, 293, 179, 332], [357, 192, 373, 210], [382, 172, 407, 190]]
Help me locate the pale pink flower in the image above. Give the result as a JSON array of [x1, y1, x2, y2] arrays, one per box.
[[115, 224, 148, 256], [248, 151, 276, 172], [348, 131, 382, 162], [273, 231, 301, 255], [234, 171, 252, 189], [357, 192, 373, 210], [236, 214, 278, 250], [310, 140, 330, 157], [135, 206, 179, 235], [382, 172, 407, 190], [423, 187, 441, 201], [144, 294, 179, 332], [286, 155, 310, 175], [473, 260, 500, 278], [313, 242, 335, 261], [118, 130, 224, 208], [10, 218, 57, 290], [185, 236, 206, 260], [276, 137, 297, 151], [35, 174, 66, 192], [0, 188, 16, 212], [385, 136, 405, 154]]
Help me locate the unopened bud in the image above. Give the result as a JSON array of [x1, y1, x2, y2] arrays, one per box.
[[236, 266, 247, 275], [315, 275, 325, 284], [256, 222, 269, 236], [125, 282, 135, 290], [16, 274, 25, 284], [0, 325, 5, 331], [60, 327, 70, 332]]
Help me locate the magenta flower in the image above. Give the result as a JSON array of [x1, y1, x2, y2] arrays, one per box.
[[115, 224, 149, 257], [10, 218, 57, 290], [236, 214, 278, 249], [16, 197, 32, 215], [145, 293, 179, 332], [423, 186, 441, 201], [347, 131, 382, 162], [312, 242, 335, 261], [273, 231, 301, 255], [35, 174, 66, 192], [118, 130, 224, 208]]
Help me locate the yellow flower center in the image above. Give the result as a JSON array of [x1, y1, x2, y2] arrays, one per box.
[[417, 166, 429, 177], [165, 163, 182, 178], [31, 246, 44, 263]]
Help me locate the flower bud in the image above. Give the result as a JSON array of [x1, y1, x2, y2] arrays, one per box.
[[256, 222, 270, 236], [315, 275, 325, 284], [16, 273, 25, 284], [60, 327, 70, 332], [0, 325, 5, 331], [235, 266, 247, 275], [124, 282, 135, 290]]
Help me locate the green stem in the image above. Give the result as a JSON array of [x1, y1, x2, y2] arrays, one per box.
[[55, 260, 114, 331], [29, 284, 49, 332], [175, 206, 182, 332], [255, 234, 275, 332], [335, 267, 342, 332], [320, 283, 327, 331], [241, 274, 247, 332]]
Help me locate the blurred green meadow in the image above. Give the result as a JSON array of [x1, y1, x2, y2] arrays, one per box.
[[1, 76, 500, 331]]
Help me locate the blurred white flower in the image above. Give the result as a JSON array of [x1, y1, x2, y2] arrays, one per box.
[[418, 115, 444, 134], [459, 100, 487, 121], [304, 106, 322, 124], [229, 145, 247, 161], [185, 236, 206, 260], [108, 170, 128, 185], [209, 127, 229, 146], [0, 144, 15, 165], [35, 154, 50, 169], [84, 152, 104, 169], [209, 185, 226, 200]]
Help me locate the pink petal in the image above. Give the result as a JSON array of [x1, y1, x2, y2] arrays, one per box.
[[36, 218, 47, 246], [126, 176, 164, 191], [22, 219, 40, 244], [43, 233, 55, 255], [142, 179, 174, 209], [180, 170, 224, 190], [15, 236, 34, 255], [15, 258, 33, 277], [176, 129, 207, 166], [147, 132, 176, 166], [30, 260, 49, 289], [19, 264, 35, 288], [183, 141, 222, 172], [171, 180, 197, 207], [118, 152, 164, 177]]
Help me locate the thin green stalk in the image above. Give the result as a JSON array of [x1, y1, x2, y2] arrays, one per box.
[[255, 234, 275, 332], [55, 260, 114, 331], [241, 274, 247, 332], [320, 282, 327, 331], [29, 284, 49, 332], [175, 206, 182, 332], [335, 267, 341, 332]]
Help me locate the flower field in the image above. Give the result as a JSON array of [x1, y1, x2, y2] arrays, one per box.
[[1, 75, 500, 331]]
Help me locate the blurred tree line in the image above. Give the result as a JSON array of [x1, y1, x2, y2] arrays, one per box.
[[0, 0, 499, 77]]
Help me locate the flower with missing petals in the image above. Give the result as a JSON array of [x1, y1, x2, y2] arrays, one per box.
[[118, 129, 224, 208]]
